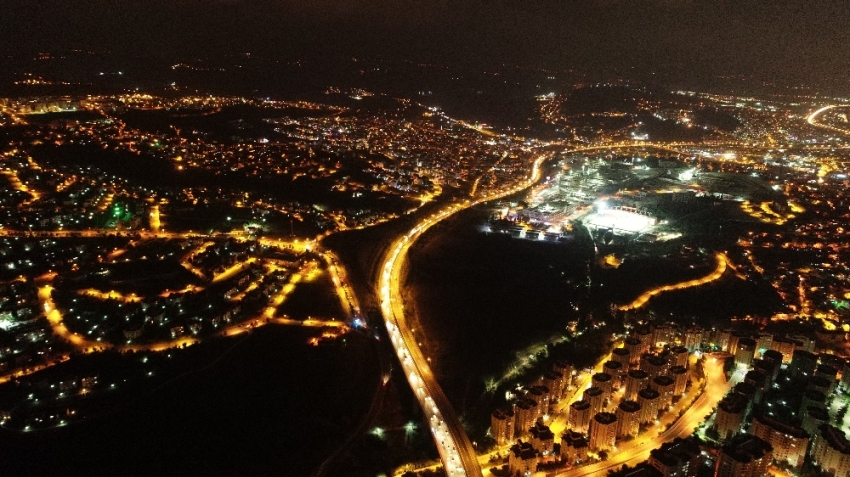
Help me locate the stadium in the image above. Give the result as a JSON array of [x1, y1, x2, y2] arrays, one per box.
[[585, 203, 657, 234]]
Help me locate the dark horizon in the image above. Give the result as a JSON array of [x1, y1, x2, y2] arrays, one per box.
[[2, 0, 849, 90]]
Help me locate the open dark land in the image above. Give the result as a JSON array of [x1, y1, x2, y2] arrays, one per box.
[[0, 326, 380, 477]]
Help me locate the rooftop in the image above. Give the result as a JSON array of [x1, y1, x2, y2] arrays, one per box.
[[722, 434, 772, 463]]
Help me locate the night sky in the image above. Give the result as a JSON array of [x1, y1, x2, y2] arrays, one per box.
[[1, 0, 849, 87]]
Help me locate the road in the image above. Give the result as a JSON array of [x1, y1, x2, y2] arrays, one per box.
[[316, 246, 362, 320], [380, 155, 548, 476], [619, 253, 731, 310], [552, 356, 736, 477], [8, 235, 356, 383], [807, 105, 850, 136]]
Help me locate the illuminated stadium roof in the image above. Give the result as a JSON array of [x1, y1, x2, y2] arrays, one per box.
[[585, 205, 656, 233]]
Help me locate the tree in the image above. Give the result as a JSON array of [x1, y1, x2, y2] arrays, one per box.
[[836, 404, 848, 423]]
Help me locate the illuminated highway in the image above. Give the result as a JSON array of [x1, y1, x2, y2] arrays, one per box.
[[553, 356, 736, 477], [618, 253, 730, 310], [380, 154, 547, 476], [807, 105, 850, 136]]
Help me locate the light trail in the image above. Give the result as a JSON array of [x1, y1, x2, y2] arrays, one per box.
[[740, 200, 803, 226], [40, 285, 101, 351], [618, 253, 730, 310], [77, 288, 143, 303], [380, 154, 547, 476], [211, 257, 257, 283], [807, 105, 850, 136], [149, 204, 161, 232], [179, 241, 214, 280], [1, 169, 41, 206]]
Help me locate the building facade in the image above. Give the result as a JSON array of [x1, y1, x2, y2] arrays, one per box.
[[715, 435, 772, 477], [749, 414, 809, 468]]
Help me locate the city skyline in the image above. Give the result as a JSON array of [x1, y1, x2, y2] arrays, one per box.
[[1, 3, 850, 477]]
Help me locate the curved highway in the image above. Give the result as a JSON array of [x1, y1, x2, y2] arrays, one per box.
[[618, 253, 730, 311], [379, 155, 548, 476], [807, 105, 850, 136]]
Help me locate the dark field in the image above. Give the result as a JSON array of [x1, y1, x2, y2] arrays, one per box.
[[0, 325, 380, 477], [402, 204, 784, 439], [404, 206, 593, 430], [277, 267, 347, 320], [638, 274, 784, 321], [117, 105, 322, 142], [592, 253, 717, 307]]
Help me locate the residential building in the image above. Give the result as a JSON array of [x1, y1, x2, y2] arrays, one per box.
[[593, 372, 614, 402], [651, 323, 676, 348], [491, 408, 515, 445], [715, 434, 772, 477], [790, 349, 818, 378], [651, 375, 675, 410], [749, 414, 809, 468], [626, 337, 644, 366], [755, 333, 773, 359], [648, 437, 702, 477], [802, 406, 831, 437], [515, 398, 538, 436], [584, 387, 605, 416], [605, 360, 626, 388], [714, 393, 748, 440], [770, 337, 797, 364], [543, 370, 565, 401], [670, 365, 688, 396], [816, 364, 839, 382], [811, 424, 850, 477], [638, 388, 660, 424], [636, 328, 653, 353], [808, 375, 835, 396], [561, 430, 589, 465], [800, 389, 828, 417], [669, 346, 689, 368], [569, 400, 593, 434], [529, 422, 556, 457], [626, 369, 650, 402], [612, 347, 632, 372], [735, 338, 756, 369], [589, 412, 618, 452], [642, 355, 670, 379], [761, 349, 784, 369], [684, 327, 704, 352], [743, 370, 766, 403], [714, 329, 731, 353], [753, 359, 777, 388], [616, 400, 641, 439], [509, 440, 538, 476], [527, 385, 551, 417], [554, 360, 573, 394]]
